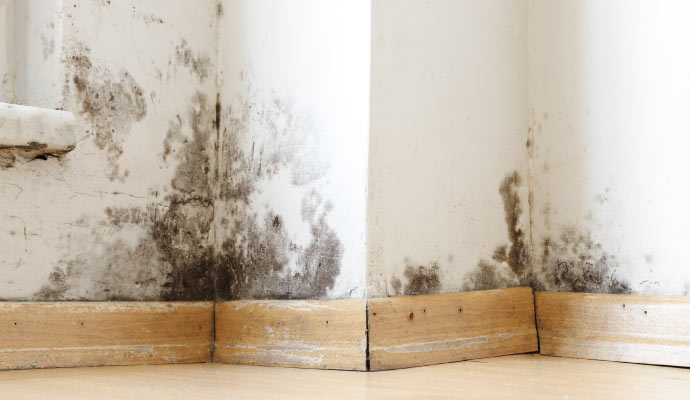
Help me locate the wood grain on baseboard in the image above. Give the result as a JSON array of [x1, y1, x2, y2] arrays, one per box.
[[0, 302, 214, 370], [536, 291, 690, 367], [214, 299, 367, 371], [368, 287, 538, 371]]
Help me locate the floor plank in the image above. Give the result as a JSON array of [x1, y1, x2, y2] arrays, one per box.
[[1, 354, 689, 399]]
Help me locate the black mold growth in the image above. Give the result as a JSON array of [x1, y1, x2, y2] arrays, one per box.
[[35, 81, 344, 301], [461, 170, 631, 294], [498, 171, 529, 276]]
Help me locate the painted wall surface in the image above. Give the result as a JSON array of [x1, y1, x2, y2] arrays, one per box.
[[3, 0, 688, 301], [528, 0, 690, 295], [0, 0, 221, 300], [367, 0, 531, 297], [215, 0, 371, 299], [0, 0, 65, 108], [0, 0, 369, 301]]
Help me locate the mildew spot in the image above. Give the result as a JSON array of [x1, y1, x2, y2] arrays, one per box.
[[35, 78, 343, 301], [174, 39, 212, 83], [461, 170, 631, 294], [65, 45, 147, 181], [390, 263, 441, 296], [35, 93, 215, 301], [538, 228, 631, 294]]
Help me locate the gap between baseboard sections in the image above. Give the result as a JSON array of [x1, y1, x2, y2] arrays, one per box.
[[2, 288, 688, 372]]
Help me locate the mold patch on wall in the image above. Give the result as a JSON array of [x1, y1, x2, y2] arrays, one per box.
[[174, 39, 212, 83], [34, 92, 215, 300], [390, 262, 441, 296], [537, 229, 631, 293], [213, 77, 342, 299], [34, 80, 344, 301], [461, 170, 632, 294], [65, 44, 147, 181]]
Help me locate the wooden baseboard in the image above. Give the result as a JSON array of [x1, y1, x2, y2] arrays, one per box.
[[214, 299, 367, 371], [368, 287, 539, 371], [10, 289, 686, 372], [536, 291, 690, 367], [0, 302, 213, 370]]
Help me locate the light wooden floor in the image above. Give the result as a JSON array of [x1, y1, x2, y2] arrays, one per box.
[[1, 354, 689, 399]]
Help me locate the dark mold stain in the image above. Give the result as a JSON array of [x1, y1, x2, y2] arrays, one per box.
[[462, 260, 514, 291], [174, 39, 212, 83], [390, 263, 441, 296], [35, 79, 343, 301], [402, 263, 441, 295], [461, 170, 631, 294], [498, 171, 529, 276], [216, 195, 343, 300], [66, 45, 147, 181], [537, 229, 631, 294], [36, 93, 215, 301]]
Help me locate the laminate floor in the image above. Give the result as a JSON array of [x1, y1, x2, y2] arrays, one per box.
[[1, 354, 688, 399]]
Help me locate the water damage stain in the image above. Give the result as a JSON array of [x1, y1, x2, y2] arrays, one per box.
[[65, 45, 147, 182], [35, 82, 343, 301]]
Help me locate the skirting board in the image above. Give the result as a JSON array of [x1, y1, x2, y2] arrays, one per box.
[[536, 291, 690, 367], [0, 302, 214, 370], [368, 287, 539, 371], [214, 299, 367, 371]]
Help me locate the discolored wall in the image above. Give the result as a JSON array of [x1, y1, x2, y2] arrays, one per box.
[[3, 0, 689, 302], [0, 0, 370, 301], [213, 0, 371, 299], [1, 0, 221, 300], [368, 0, 690, 298], [367, 0, 531, 297], [528, 0, 690, 296]]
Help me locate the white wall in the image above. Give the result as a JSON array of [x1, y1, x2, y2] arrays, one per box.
[[368, 0, 530, 297], [0, 0, 65, 108], [0, 0, 13, 103], [529, 0, 690, 295], [215, 0, 371, 298], [0, 0, 221, 300], [3, 0, 688, 301]]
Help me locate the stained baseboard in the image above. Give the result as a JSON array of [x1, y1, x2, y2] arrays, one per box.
[[368, 286, 539, 371], [536, 291, 690, 367], [0, 302, 214, 370], [4, 289, 688, 372], [214, 299, 367, 371]]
